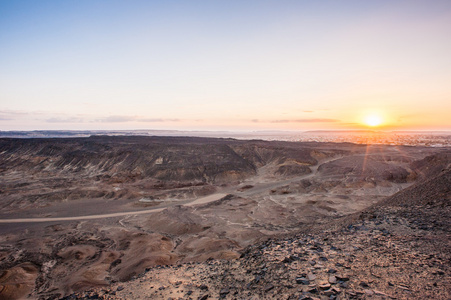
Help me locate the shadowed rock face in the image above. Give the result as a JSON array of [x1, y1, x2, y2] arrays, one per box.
[[0, 136, 257, 183], [375, 168, 451, 208], [410, 152, 451, 179], [317, 156, 410, 183]]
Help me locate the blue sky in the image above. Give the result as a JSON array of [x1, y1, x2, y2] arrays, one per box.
[[1, 0, 451, 130]]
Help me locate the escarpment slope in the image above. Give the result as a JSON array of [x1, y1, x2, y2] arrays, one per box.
[[65, 151, 450, 300]]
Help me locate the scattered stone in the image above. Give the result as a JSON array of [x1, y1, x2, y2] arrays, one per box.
[[336, 275, 349, 281], [219, 288, 229, 296], [116, 286, 124, 291], [373, 290, 391, 297], [364, 289, 374, 295], [328, 275, 337, 284], [282, 255, 298, 263], [264, 284, 274, 292], [323, 289, 336, 296], [318, 282, 331, 290], [307, 273, 316, 281], [296, 277, 310, 285], [339, 282, 348, 288], [397, 284, 410, 290]]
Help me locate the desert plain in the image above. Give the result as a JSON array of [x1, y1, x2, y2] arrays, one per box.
[[0, 136, 449, 299]]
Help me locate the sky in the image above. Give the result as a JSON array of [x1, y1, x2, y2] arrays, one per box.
[[1, 0, 451, 131]]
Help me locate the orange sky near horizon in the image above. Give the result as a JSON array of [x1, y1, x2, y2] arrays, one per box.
[[1, 1, 450, 132]]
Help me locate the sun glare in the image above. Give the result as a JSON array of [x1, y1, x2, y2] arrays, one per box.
[[364, 114, 383, 127]]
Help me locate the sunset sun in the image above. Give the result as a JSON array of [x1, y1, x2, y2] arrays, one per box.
[[364, 114, 383, 127]]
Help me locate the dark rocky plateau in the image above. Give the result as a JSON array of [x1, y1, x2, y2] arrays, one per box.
[[0, 136, 449, 299]]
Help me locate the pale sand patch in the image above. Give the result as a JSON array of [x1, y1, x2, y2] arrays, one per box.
[[185, 193, 228, 206], [0, 193, 228, 223]]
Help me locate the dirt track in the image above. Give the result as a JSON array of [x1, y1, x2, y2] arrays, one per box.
[[0, 193, 228, 223]]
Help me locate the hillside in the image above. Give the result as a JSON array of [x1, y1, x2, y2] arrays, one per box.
[[0, 137, 448, 299], [64, 156, 450, 299]]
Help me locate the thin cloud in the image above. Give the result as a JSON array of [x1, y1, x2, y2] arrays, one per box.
[[0, 110, 29, 120], [340, 122, 360, 126], [270, 119, 339, 123], [100, 115, 137, 123], [303, 110, 314, 113], [46, 117, 85, 123], [0, 110, 28, 116], [100, 115, 180, 123], [138, 118, 180, 122]]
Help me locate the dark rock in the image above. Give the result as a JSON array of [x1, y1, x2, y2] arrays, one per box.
[[336, 275, 349, 281], [323, 289, 337, 296], [264, 284, 274, 292], [254, 275, 261, 283], [283, 256, 297, 263], [219, 288, 230, 296], [116, 286, 124, 291], [296, 277, 310, 285]]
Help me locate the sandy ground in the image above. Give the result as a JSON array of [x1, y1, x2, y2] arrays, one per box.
[[0, 193, 228, 224]]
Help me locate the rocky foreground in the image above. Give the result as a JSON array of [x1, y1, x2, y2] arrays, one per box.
[[64, 170, 450, 300]]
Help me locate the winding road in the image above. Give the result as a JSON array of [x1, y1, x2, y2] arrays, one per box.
[[0, 193, 229, 224], [0, 156, 344, 224]]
